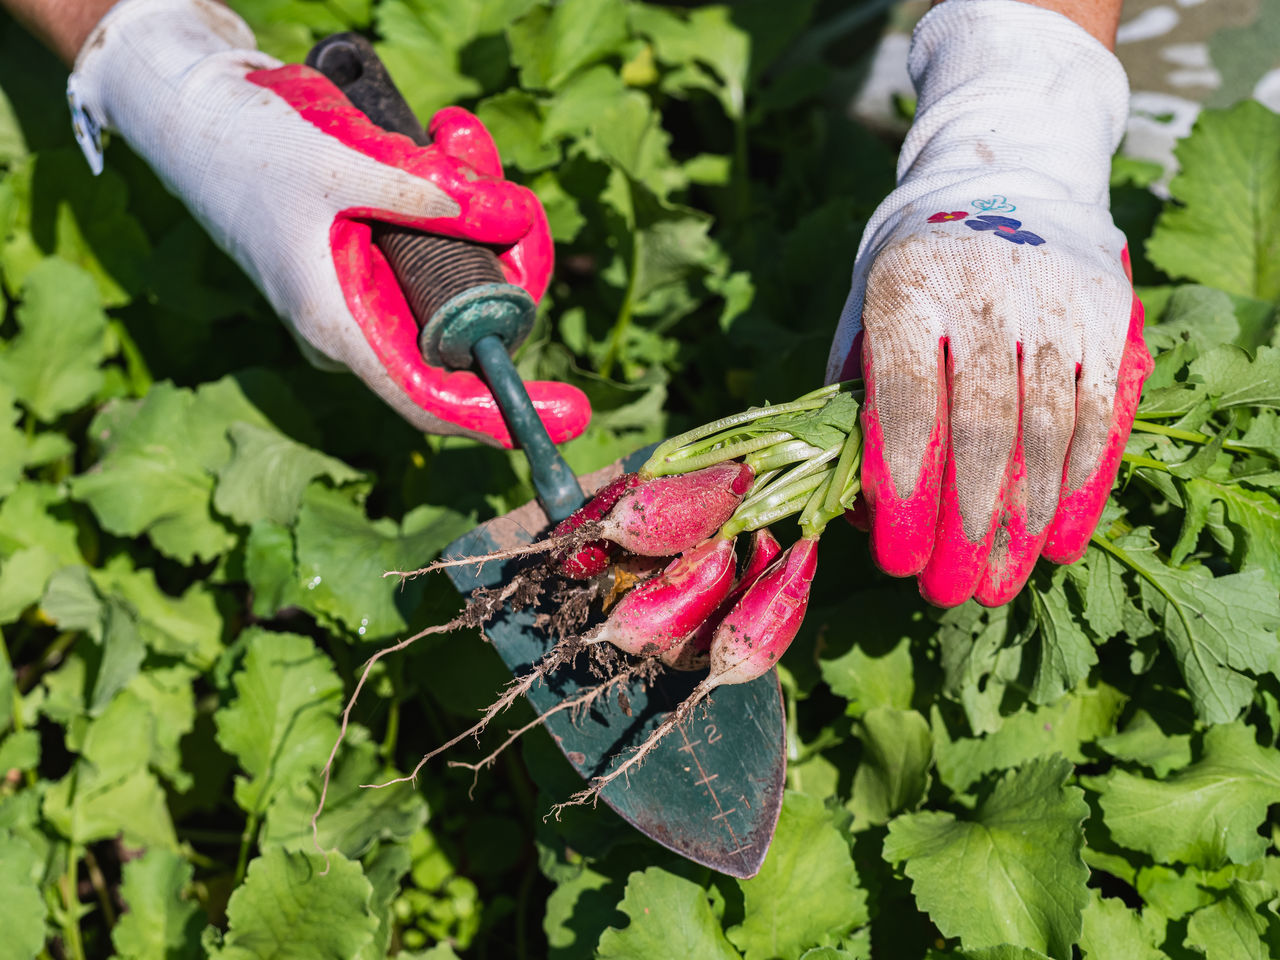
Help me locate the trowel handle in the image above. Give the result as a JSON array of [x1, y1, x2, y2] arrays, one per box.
[[306, 33, 585, 524]]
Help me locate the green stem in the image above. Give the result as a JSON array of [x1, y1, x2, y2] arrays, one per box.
[[1121, 453, 1171, 472], [737, 444, 842, 513], [1130, 419, 1251, 454], [722, 470, 830, 538], [60, 845, 86, 960], [645, 431, 793, 477], [382, 697, 400, 761], [235, 812, 260, 885], [644, 387, 843, 470], [599, 191, 641, 380], [83, 846, 116, 929], [745, 439, 824, 474]]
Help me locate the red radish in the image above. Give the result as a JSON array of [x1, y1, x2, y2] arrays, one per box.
[[705, 536, 818, 686], [551, 472, 643, 579], [554, 535, 819, 814], [590, 536, 737, 657], [598, 462, 753, 557], [662, 527, 783, 671]]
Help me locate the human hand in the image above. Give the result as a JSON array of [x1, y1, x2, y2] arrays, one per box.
[[67, 0, 589, 447], [827, 0, 1152, 607]]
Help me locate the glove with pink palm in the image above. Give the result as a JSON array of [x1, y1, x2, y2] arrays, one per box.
[[827, 0, 1152, 607]]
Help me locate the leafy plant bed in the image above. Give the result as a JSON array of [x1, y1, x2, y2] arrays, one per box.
[[1, 2, 1279, 958]]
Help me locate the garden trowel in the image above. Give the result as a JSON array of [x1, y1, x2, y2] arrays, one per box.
[[308, 33, 785, 878]]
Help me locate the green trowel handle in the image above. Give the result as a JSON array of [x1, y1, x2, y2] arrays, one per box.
[[306, 33, 586, 524]]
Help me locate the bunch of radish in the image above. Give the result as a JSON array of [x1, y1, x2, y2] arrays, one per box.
[[320, 383, 864, 820], [529, 383, 863, 802]]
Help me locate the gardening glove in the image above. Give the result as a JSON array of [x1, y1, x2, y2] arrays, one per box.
[[67, 0, 590, 447], [826, 0, 1152, 608]]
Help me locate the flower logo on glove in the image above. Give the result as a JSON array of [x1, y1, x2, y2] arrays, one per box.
[[963, 214, 1045, 245], [927, 211, 969, 223]]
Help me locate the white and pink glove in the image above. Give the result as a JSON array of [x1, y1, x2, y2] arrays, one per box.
[[827, 0, 1152, 608], [67, 0, 590, 447]]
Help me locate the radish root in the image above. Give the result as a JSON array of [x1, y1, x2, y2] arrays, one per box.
[[449, 661, 657, 795], [310, 614, 469, 869], [548, 678, 717, 818], [384, 524, 603, 581]]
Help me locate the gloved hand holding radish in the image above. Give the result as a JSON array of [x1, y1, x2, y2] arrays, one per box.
[[50, 0, 589, 447], [826, 0, 1153, 608]]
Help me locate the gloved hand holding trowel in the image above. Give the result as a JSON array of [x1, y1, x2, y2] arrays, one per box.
[[8, 0, 591, 449], [2, 0, 1148, 875]]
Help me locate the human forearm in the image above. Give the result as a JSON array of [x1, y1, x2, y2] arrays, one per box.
[[933, 0, 1123, 50], [3, 0, 121, 65]]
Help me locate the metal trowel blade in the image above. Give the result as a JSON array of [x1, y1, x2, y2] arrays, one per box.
[[441, 447, 786, 879]]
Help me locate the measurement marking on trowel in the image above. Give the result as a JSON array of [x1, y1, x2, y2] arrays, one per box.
[[674, 722, 747, 861]]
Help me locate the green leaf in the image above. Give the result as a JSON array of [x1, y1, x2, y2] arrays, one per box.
[[70, 384, 234, 563], [260, 735, 427, 860], [0, 258, 107, 421], [1026, 565, 1098, 704], [542, 65, 627, 141], [1096, 708, 1193, 777], [507, 0, 628, 91], [293, 484, 472, 640], [0, 482, 79, 565], [849, 707, 931, 825], [1188, 345, 1280, 411], [475, 90, 560, 172], [1147, 101, 1280, 300], [764, 392, 860, 452], [111, 849, 204, 960], [933, 683, 1126, 795], [1146, 285, 1241, 354], [0, 730, 39, 774], [127, 666, 198, 790], [543, 864, 617, 959], [1172, 478, 1280, 587], [1184, 880, 1280, 960], [92, 555, 224, 669], [728, 792, 868, 959], [44, 760, 177, 849], [0, 831, 45, 960], [1078, 891, 1166, 960], [935, 603, 1024, 735], [1097, 528, 1280, 723], [629, 4, 748, 116], [209, 847, 377, 960], [596, 868, 738, 960], [213, 629, 342, 815], [1, 148, 151, 307], [884, 756, 1090, 960], [243, 520, 305, 619], [213, 421, 363, 527], [820, 633, 916, 718], [1093, 721, 1280, 869]]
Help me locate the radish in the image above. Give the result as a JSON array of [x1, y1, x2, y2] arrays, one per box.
[[550, 535, 820, 817], [551, 472, 643, 579], [595, 461, 753, 556], [705, 536, 818, 685], [662, 527, 782, 671], [590, 536, 737, 656]]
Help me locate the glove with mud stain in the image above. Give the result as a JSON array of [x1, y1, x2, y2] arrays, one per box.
[[827, 0, 1153, 607]]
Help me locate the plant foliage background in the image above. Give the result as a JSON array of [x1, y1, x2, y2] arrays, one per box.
[[2, 0, 1280, 957]]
